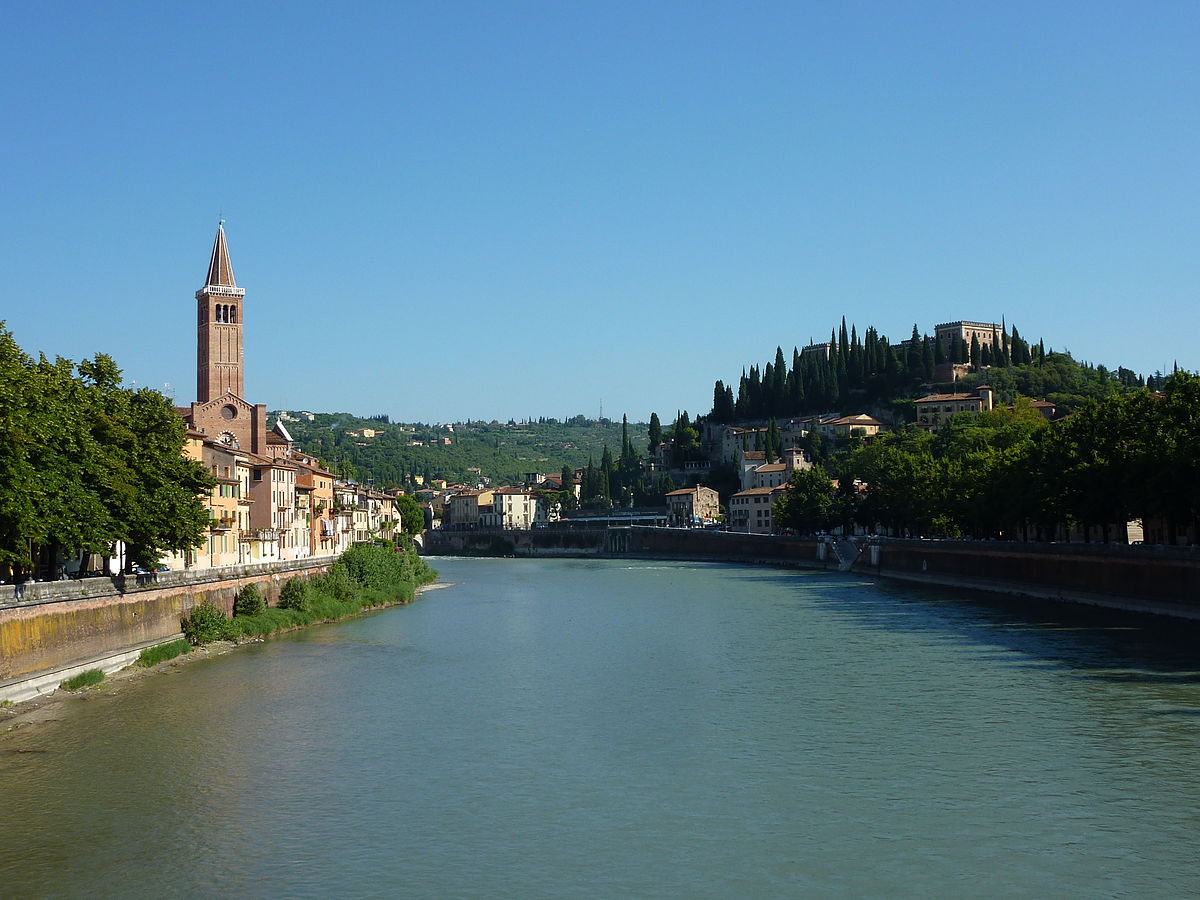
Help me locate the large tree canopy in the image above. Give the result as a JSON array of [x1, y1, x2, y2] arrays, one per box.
[[0, 324, 214, 571]]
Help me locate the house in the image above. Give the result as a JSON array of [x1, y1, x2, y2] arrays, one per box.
[[728, 485, 787, 534], [819, 414, 886, 440], [738, 447, 810, 491], [715, 425, 769, 463], [915, 386, 994, 431], [445, 489, 495, 529], [480, 487, 546, 529], [666, 486, 720, 525], [290, 456, 337, 557]]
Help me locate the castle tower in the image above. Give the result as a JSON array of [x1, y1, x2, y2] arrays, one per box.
[[195, 222, 246, 403]]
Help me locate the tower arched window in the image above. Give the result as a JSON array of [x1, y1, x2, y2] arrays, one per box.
[[229, 305, 237, 324], [215, 304, 224, 323]]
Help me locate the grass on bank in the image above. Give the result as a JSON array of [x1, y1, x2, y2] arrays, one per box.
[[182, 542, 437, 646], [62, 669, 105, 691], [137, 639, 191, 667]]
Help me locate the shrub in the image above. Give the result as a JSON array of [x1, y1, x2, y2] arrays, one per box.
[[62, 669, 105, 691], [319, 564, 359, 602], [137, 639, 191, 667], [182, 601, 232, 645], [278, 578, 311, 612], [233, 583, 266, 617]]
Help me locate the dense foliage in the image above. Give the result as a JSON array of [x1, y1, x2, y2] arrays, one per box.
[[0, 324, 214, 572], [232, 583, 266, 617], [182, 543, 437, 645], [273, 411, 651, 490], [774, 374, 1200, 542]]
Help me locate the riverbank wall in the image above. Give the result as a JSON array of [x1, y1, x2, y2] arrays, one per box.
[[0, 558, 333, 703], [857, 538, 1200, 620], [424, 527, 1200, 621]]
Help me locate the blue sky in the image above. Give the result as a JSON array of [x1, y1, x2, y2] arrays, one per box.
[[3, 2, 1196, 424]]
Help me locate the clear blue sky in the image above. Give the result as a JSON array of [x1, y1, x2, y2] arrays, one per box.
[[3, 2, 1196, 424]]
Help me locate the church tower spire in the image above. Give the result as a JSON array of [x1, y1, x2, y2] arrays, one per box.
[[195, 221, 246, 403]]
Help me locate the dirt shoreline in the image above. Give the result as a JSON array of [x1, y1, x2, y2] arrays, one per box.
[[0, 581, 453, 743]]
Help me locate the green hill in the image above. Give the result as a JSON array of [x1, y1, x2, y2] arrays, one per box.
[[273, 412, 650, 490]]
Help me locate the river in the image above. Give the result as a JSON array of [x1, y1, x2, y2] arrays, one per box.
[[2, 558, 1199, 898]]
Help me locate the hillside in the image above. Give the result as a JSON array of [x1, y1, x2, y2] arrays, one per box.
[[708, 319, 1157, 425], [273, 412, 651, 490]]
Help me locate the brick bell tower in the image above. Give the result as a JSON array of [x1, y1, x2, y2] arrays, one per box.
[[187, 222, 268, 454], [196, 221, 246, 403]]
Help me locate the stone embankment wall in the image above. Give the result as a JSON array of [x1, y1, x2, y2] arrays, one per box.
[[858, 539, 1200, 620], [424, 529, 616, 556], [626, 528, 826, 568], [0, 559, 332, 700]]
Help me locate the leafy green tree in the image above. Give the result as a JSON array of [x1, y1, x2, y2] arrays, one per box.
[[0, 326, 213, 572], [393, 493, 426, 536], [774, 466, 837, 534]]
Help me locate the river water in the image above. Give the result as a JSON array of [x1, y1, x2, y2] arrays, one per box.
[[2, 558, 1200, 898]]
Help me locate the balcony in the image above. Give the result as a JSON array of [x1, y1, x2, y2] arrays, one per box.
[[245, 529, 280, 542]]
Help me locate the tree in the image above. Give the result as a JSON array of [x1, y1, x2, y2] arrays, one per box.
[[774, 466, 837, 534], [765, 419, 781, 463], [393, 493, 426, 537], [711, 380, 735, 422], [0, 326, 214, 572], [647, 412, 662, 454]]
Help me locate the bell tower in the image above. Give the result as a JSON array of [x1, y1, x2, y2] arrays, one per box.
[[196, 222, 246, 403]]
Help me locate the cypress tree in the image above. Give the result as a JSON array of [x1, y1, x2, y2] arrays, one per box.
[[600, 445, 615, 504], [951, 333, 966, 364], [773, 346, 788, 412], [766, 418, 780, 463], [907, 325, 922, 373]]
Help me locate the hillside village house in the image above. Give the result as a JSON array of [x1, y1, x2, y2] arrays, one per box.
[[818, 414, 886, 440], [915, 385, 995, 431], [738, 446, 810, 491]]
